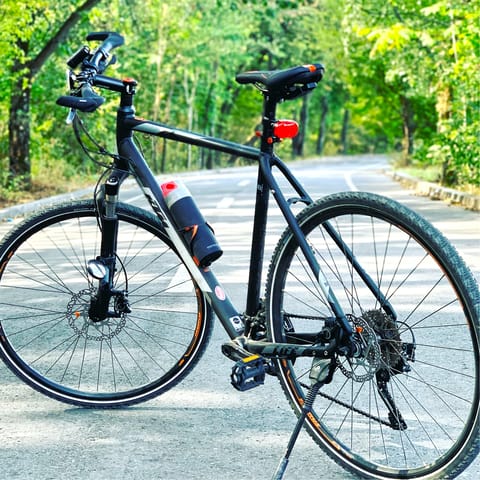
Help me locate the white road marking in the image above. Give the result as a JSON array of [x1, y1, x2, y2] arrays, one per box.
[[344, 172, 358, 192], [216, 197, 235, 209], [125, 193, 145, 203], [167, 265, 193, 293], [344, 162, 385, 192]]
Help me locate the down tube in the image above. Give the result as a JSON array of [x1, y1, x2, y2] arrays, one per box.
[[199, 268, 246, 338], [118, 137, 245, 339], [160, 212, 246, 339]]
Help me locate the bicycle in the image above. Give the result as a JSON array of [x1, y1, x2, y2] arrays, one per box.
[[0, 32, 479, 480]]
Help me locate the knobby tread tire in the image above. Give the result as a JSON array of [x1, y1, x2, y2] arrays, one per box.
[[0, 200, 213, 408], [266, 192, 480, 479]]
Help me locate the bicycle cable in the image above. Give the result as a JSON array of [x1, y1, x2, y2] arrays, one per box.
[[70, 112, 135, 296], [72, 114, 116, 168]]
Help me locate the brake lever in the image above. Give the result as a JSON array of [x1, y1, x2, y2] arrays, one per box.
[[97, 54, 117, 75]]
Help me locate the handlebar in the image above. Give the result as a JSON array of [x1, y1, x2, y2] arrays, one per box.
[[56, 32, 125, 113]]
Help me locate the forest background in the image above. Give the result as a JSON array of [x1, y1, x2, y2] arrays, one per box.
[[0, 0, 478, 206]]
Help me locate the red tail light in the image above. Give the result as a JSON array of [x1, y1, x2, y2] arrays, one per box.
[[273, 120, 299, 139]]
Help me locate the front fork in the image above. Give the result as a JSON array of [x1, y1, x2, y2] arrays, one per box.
[[87, 172, 130, 322]]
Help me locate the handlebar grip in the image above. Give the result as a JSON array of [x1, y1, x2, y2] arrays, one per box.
[[56, 95, 105, 113], [56, 82, 105, 112], [86, 31, 124, 50], [86, 32, 124, 72]]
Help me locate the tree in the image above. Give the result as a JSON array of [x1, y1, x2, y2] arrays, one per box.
[[344, 0, 479, 180], [2, 0, 102, 186], [1, 0, 477, 198]]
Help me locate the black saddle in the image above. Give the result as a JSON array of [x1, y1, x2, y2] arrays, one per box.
[[236, 63, 324, 101]]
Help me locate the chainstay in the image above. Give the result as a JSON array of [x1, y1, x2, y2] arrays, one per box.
[[284, 313, 332, 321], [287, 312, 395, 428]]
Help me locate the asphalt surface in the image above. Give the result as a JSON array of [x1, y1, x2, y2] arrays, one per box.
[[0, 154, 478, 480]]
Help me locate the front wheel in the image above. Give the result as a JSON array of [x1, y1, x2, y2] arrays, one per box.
[[0, 200, 213, 407], [266, 192, 480, 479]]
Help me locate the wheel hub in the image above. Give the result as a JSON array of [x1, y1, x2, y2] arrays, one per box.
[[66, 288, 126, 341], [337, 316, 381, 381], [337, 310, 405, 382]]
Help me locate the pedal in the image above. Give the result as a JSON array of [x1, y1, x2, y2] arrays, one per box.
[[230, 354, 266, 392]]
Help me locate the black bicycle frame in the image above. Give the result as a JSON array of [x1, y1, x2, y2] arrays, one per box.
[[102, 76, 394, 347]]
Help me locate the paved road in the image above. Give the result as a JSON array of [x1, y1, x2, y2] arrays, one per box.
[[0, 155, 478, 480]]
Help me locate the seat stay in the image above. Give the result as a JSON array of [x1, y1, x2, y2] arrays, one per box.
[[259, 153, 353, 338]]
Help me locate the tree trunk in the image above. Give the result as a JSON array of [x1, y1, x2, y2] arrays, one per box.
[[292, 95, 308, 157], [436, 86, 452, 133], [204, 63, 218, 170], [340, 109, 349, 154], [183, 69, 198, 170], [151, 25, 167, 171], [8, 57, 32, 183], [7, 0, 102, 186], [435, 86, 454, 185], [400, 95, 416, 162], [316, 95, 328, 155], [160, 138, 167, 174]]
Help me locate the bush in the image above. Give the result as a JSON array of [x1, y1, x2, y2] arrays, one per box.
[[412, 123, 479, 188], [435, 125, 480, 187]]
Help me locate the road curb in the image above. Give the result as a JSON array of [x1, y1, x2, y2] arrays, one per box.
[[390, 171, 480, 212]]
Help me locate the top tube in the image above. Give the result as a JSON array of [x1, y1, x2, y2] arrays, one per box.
[[126, 117, 260, 162]]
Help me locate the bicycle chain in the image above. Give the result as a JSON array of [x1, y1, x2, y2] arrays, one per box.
[[284, 313, 330, 321], [289, 312, 396, 428], [299, 382, 394, 428]]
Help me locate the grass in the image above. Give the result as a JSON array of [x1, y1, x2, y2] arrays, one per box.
[[0, 174, 97, 209], [398, 165, 442, 183]]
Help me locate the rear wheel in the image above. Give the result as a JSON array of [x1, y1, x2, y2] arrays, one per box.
[[0, 200, 213, 407], [266, 192, 480, 478]]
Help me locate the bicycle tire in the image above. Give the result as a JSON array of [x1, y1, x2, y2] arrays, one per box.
[[0, 200, 213, 407], [266, 191, 480, 479]]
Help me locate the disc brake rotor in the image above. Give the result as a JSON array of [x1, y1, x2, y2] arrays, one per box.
[[337, 316, 382, 382], [66, 288, 126, 341]]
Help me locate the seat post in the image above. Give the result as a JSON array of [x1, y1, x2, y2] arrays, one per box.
[[260, 94, 279, 154]]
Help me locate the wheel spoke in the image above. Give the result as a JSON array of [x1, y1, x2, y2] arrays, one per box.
[[268, 192, 479, 478], [0, 201, 211, 407]]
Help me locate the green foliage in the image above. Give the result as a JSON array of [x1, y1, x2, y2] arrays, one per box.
[[430, 124, 480, 187], [0, 0, 478, 200], [345, 0, 479, 184]]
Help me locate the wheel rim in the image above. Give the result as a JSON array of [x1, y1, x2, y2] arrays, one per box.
[[269, 198, 479, 476], [0, 205, 209, 404]]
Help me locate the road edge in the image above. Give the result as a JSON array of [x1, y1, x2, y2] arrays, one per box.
[[2, 165, 479, 223], [389, 171, 480, 212]]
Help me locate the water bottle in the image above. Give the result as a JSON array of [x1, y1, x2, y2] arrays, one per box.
[[161, 180, 223, 267]]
